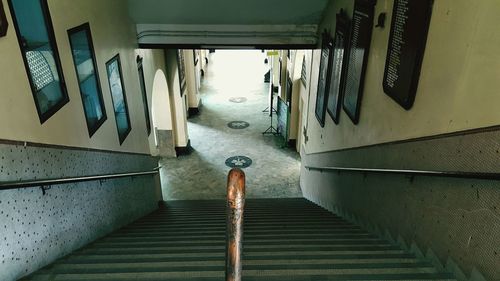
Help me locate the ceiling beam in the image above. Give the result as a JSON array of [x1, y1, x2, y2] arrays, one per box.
[[136, 24, 319, 48]]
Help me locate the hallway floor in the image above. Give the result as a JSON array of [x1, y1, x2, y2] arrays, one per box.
[[159, 50, 302, 200]]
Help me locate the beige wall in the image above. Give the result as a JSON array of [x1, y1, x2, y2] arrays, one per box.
[[165, 49, 189, 147], [184, 50, 200, 109], [0, 0, 169, 154], [297, 50, 318, 151], [287, 50, 305, 143], [304, 0, 500, 154], [134, 49, 172, 155]]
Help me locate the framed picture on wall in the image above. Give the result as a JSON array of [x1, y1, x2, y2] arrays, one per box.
[[383, 0, 433, 110], [106, 54, 131, 145], [68, 23, 107, 137], [193, 50, 199, 66], [0, 1, 8, 37], [8, 0, 69, 123], [314, 32, 333, 127], [327, 10, 350, 124], [177, 49, 186, 95], [342, 0, 376, 124]]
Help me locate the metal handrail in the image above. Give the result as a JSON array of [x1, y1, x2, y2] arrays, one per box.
[[0, 167, 161, 192], [305, 166, 500, 180], [226, 168, 245, 281]]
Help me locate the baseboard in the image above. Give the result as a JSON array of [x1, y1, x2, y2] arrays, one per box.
[[188, 107, 200, 117], [175, 139, 193, 156], [188, 100, 203, 118]]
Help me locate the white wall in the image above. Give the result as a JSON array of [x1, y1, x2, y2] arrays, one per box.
[[134, 49, 172, 155], [165, 49, 189, 147], [297, 50, 313, 151], [0, 0, 167, 154], [287, 50, 305, 143], [304, 0, 500, 154], [184, 50, 200, 109]]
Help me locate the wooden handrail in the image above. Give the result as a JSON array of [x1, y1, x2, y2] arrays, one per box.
[[226, 168, 245, 281]]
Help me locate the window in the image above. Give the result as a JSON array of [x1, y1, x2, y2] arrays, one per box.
[[106, 55, 131, 144], [8, 0, 69, 123], [68, 23, 106, 137], [137, 56, 151, 135]]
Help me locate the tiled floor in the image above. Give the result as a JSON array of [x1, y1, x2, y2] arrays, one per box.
[[159, 50, 302, 200]]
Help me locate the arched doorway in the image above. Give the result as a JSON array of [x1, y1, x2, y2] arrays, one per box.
[[151, 69, 176, 157]]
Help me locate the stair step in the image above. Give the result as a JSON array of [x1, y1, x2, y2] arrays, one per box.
[[26, 272, 455, 281], [89, 239, 387, 249], [24, 198, 456, 281], [77, 245, 400, 255], [60, 254, 418, 264], [39, 262, 435, 274], [110, 229, 368, 237], [103, 233, 376, 242]]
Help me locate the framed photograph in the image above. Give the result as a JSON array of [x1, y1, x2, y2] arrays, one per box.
[[106, 54, 131, 145], [8, 0, 69, 123], [342, 0, 376, 124], [177, 49, 186, 95], [286, 73, 293, 108], [383, 0, 433, 109], [327, 10, 350, 124], [137, 56, 152, 136], [68, 23, 107, 137], [300, 56, 307, 88], [314, 32, 333, 127], [193, 49, 199, 66], [0, 1, 8, 37]]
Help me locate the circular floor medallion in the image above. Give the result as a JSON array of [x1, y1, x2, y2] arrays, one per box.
[[227, 121, 250, 129], [229, 97, 248, 103], [225, 156, 253, 169]]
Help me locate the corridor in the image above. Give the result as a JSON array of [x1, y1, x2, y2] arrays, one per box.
[[159, 50, 302, 200], [0, 0, 498, 280]]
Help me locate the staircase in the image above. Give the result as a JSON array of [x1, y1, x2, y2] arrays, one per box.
[[24, 198, 456, 281]]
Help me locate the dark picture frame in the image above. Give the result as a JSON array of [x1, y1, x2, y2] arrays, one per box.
[[0, 1, 8, 37], [286, 73, 293, 109], [314, 31, 333, 127], [8, 0, 69, 124], [137, 55, 152, 136], [327, 10, 350, 125], [300, 56, 307, 88], [177, 49, 186, 95], [106, 54, 131, 145], [193, 49, 199, 66], [68, 22, 107, 137], [383, 0, 434, 110], [342, 0, 376, 124]]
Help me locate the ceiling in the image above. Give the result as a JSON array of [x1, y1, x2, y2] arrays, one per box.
[[128, 0, 330, 25], [127, 0, 330, 47]]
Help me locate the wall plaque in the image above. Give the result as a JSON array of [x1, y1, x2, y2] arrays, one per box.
[[0, 1, 8, 37], [383, 0, 433, 109], [314, 32, 333, 127], [342, 0, 376, 124], [327, 10, 350, 124]]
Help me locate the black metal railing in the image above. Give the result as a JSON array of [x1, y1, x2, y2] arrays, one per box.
[[0, 167, 160, 194], [305, 165, 500, 180]]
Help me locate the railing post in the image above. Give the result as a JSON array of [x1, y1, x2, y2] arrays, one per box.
[[226, 168, 245, 281]]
